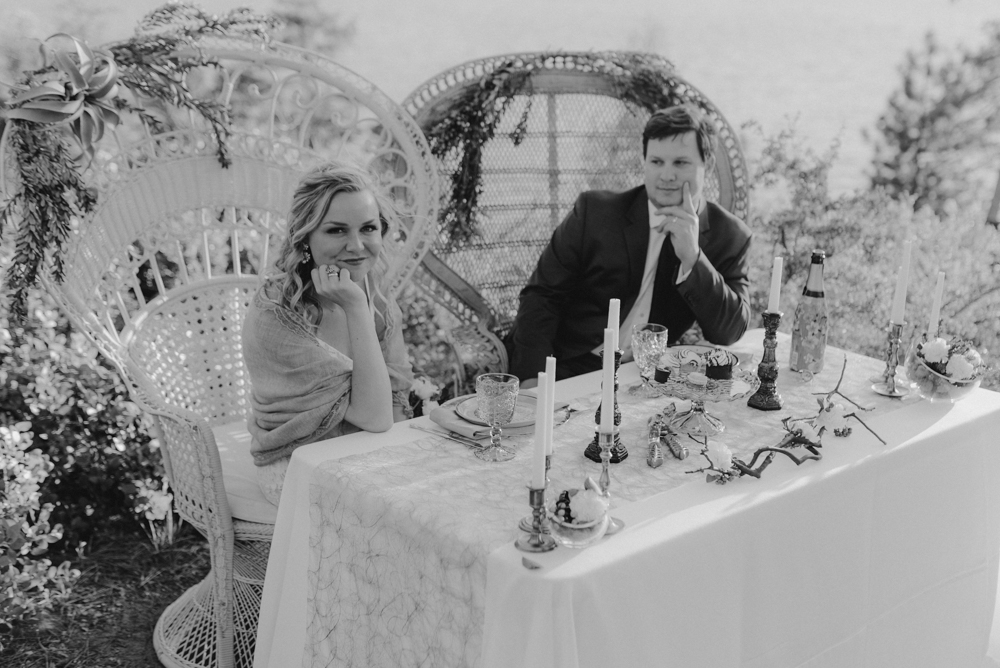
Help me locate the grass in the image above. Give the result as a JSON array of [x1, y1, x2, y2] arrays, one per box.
[[1, 524, 210, 668]]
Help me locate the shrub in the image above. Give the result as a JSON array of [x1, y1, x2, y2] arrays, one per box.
[[0, 285, 167, 548], [0, 423, 80, 647]]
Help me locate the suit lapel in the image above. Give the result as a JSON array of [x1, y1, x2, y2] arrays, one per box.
[[623, 188, 650, 302]]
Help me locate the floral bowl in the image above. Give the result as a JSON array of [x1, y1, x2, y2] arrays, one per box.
[[905, 352, 981, 403], [547, 487, 610, 548], [547, 511, 609, 549]]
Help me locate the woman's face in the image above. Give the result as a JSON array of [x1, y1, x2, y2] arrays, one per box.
[[306, 190, 383, 283]]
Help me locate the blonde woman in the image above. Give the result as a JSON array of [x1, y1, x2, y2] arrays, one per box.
[[242, 162, 413, 505]]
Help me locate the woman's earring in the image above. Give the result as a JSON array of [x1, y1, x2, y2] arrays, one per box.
[[301, 248, 312, 264]]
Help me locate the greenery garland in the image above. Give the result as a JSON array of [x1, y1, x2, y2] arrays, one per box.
[[0, 2, 281, 322], [423, 51, 703, 248]]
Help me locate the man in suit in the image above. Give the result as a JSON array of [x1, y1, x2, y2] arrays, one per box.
[[507, 104, 752, 384]]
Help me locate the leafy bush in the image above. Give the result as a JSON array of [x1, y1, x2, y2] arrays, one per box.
[[0, 285, 167, 548], [0, 423, 80, 647]]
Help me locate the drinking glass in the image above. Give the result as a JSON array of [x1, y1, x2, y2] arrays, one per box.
[[632, 323, 669, 394], [474, 373, 519, 462]]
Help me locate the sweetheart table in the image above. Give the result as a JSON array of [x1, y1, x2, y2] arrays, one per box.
[[252, 330, 1000, 667]]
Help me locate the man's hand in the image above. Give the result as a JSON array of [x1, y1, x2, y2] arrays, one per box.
[[653, 182, 700, 273]]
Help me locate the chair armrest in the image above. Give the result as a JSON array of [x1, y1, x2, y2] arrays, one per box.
[[445, 320, 508, 396]]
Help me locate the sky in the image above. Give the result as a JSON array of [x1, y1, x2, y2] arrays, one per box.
[[4, 0, 999, 193]]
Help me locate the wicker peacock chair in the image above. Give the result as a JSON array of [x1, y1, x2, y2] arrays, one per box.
[[1, 35, 438, 668], [402, 51, 749, 394]]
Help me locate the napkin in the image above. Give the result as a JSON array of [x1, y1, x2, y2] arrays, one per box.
[[429, 396, 568, 440]]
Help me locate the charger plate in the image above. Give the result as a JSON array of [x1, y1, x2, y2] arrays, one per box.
[[649, 368, 760, 402], [454, 394, 539, 428]]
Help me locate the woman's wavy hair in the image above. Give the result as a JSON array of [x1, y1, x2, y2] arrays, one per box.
[[269, 161, 401, 328]]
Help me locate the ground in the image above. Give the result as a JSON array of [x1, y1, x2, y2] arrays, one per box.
[[1, 525, 210, 668]]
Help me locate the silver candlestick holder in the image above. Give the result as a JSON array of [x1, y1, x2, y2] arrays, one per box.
[[518, 455, 551, 533], [598, 432, 625, 535], [872, 320, 909, 397], [515, 486, 556, 553]]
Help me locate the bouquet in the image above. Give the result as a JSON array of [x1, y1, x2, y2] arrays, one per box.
[[906, 336, 985, 402]]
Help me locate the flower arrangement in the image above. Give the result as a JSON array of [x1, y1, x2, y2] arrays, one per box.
[[410, 376, 443, 417], [128, 478, 176, 551], [906, 336, 985, 401], [0, 2, 281, 322], [689, 356, 885, 484]]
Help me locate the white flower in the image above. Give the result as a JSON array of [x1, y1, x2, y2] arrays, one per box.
[[422, 399, 440, 413], [411, 377, 440, 401], [795, 422, 821, 444], [707, 442, 733, 471], [921, 338, 949, 364], [815, 402, 849, 433], [945, 354, 976, 380], [963, 349, 983, 368], [570, 489, 609, 523]]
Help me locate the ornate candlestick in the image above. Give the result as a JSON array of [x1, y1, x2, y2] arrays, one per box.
[[872, 320, 909, 397], [519, 455, 551, 533], [515, 486, 556, 553], [748, 311, 784, 411], [597, 432, 625, 534], [585, 348, 628, 463]]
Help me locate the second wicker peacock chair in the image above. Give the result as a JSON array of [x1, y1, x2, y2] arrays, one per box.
[[402, 50, 749, 394]]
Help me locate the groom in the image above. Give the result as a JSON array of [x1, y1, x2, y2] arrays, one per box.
[[507, 104, 753, 384]]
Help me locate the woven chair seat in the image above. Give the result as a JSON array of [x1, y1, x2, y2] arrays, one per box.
[[402, 51, 749, 394]]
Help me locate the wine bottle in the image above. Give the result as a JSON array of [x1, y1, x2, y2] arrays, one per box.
[[789, 250, 828, 374]]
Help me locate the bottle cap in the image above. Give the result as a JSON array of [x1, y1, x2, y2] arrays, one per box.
[[811, 250, 826, 262]]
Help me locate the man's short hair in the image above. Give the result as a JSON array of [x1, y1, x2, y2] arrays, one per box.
[[642, 105, 717, 165]]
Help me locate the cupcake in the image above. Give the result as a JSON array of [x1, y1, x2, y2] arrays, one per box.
[[654, 351, 679, 382], [703, 349, 739, 380]]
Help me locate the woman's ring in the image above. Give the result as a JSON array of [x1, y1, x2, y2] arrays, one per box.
[[326, 266, 337, 277]]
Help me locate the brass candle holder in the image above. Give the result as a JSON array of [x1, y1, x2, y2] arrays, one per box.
[[872, 320, 909, 397], [515, 486, 557, 553], [518, 455, 551, 533], [747, 311, 784, 411], [598, 431, 625, 535], [585, 348, 628, 463]]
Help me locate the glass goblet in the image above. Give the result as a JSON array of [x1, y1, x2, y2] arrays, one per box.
[[631, 323, 669, 395], [474, 373, 519, 462]]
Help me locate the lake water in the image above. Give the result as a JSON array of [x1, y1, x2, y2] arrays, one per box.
[[10, 0, 1000, 193]]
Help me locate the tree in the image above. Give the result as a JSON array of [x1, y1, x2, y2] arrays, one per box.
[[271, 0, 354, 53], [868, 22, 1000, 219]]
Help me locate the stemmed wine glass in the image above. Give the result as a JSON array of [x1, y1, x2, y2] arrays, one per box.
[[632, 323, 669, 395], [474, 373, 519, 462]]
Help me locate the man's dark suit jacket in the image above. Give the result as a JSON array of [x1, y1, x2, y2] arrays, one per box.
[[508, 185, 752, 382]]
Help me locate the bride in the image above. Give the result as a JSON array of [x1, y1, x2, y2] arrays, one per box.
[[242, 162, 413, 505]]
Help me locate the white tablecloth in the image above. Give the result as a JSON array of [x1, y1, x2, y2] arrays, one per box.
[[254, 331, 1000, 667]]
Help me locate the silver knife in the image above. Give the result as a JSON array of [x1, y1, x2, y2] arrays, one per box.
[[409, 423, 486, 449]]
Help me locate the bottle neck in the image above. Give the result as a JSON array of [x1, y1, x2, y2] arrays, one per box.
[[803, 262, 825, 297]]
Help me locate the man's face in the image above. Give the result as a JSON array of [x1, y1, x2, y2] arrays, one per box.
[[643, 132, 709, 209]]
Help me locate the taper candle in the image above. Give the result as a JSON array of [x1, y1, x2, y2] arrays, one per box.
[[767, 256, 783, 313], [544, 356, 556, 455], [928, 271, 945, 338], [600, 328, 615, 434], [531, 371, 548, 489], [889, 240, 912, 324], [607, 298, 620, 351]]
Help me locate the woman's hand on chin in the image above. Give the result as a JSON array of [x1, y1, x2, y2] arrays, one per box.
[[312, 264, 368, 311]]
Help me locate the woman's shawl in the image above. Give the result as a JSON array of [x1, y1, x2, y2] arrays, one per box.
[[243, 278, 413, 466]]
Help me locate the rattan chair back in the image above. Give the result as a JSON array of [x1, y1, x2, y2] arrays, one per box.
[[403, 51, 749, 339]]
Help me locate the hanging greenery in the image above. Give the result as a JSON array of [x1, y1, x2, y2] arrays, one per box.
[[422, 51, 703, 248], [0, 2, 281, 322]]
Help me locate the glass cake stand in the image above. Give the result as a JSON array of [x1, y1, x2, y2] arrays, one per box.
[[650, 369, 760, 438]]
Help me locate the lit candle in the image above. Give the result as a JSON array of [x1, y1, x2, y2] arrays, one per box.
[[531, 371, 548, 489], [767, 256, 783, 313], [600, 328, 615, 434], [889, 240, 912, 324], [607, 298, 620, 351], [928, 271, 945, 338], [544, 356, 556, 455]]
